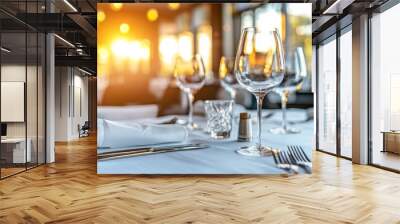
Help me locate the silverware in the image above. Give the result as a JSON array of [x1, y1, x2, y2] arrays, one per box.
[[287, 145, 312, 174], [272, 150, 299, 174], [159, 117, 179, 125], [98, 143, 209, 161]]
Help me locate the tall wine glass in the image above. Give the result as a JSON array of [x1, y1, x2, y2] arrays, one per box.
[[219, 56, 240, 100], [175, 54, 206, 129], [235, 27, 285, 157], [270, 47, 307, 134]]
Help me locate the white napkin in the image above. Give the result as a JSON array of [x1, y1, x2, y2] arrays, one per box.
[[98, 119, 188, 149], [98, 105, 158, 121]]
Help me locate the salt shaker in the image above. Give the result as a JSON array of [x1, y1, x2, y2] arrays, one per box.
[[238, 112, 252, 142]]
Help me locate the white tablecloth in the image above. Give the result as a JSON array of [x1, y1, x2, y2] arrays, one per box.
[[97, 109, 314, 174]]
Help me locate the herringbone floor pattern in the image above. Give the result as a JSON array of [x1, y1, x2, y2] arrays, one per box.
[[1, 135, 400, 223]]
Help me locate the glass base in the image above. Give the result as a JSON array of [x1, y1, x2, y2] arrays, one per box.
[[211, 131, 230, 139], [236, 145, 275, 157], [187, 122, 202, 130], [178, 119, 202, 130], [269, 127, 301, 134]]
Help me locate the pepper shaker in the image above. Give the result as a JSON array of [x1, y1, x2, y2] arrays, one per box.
[[238, 112, 252, 142]]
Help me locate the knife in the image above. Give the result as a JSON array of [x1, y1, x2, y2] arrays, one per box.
[[98, 143, 209, 161]]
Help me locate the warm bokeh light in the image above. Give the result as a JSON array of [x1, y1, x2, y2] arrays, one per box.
[[111, 39, 129, 57], [140, 40, 151, 61], [128, 41, 143, 60], [111, 3, 123, 11], [147, 9, 159, 22], [111, 38, 150, 62], [219, 57, 228, 78], [168, 3, 180, 10], [197, 26, 212, 75], [178, 32, 193, 62], [159, 35, 178, 75], [119, 23, 130, 33], [97, 11, 106, 22], [98, 47, 109, 64], [255, 33, 276, 53]]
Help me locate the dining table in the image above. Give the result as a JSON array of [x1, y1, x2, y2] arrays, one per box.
[[97, 109, 314, 175]]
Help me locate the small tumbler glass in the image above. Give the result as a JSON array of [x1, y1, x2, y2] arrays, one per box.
[[204, 100, 234, 139]]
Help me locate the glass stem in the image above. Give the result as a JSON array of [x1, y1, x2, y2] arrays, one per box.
[[255, 93, 265, 150], [188, 91, 194, 127], [230, 89, 236, 102], [281, 90, 288, 131]]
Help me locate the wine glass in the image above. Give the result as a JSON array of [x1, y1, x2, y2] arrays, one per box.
[[174, 54, 206, 129], [219, 56, 240, 100], [270, 47, 307, 134], [234, 27, 285, 157]]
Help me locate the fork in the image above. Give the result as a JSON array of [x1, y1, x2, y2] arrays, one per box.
[[272, 150, 299, 174], [287, 145, 312, 174]]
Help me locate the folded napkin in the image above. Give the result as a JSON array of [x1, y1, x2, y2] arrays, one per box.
[[98, 119, 188, 149], [98, 105, 158, 121]]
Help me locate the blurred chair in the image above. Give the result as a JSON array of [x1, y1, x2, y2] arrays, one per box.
[[79, 121, 90, 138]]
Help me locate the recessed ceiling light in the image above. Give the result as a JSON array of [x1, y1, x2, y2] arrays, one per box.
[[168, 3, 180, 10], [147, 9, 159, 22], [1, 47, 11, 53], [98, 11, 106, 22], [120, 23, 130, 33], [78, 67, 93, 76], [54, 34, 75, 48], [63, 0, 78, 12], [111, 3, 123, 11]]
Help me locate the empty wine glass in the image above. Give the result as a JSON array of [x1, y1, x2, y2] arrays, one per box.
[[219, 56, 240, 100], [174, 54, 206, 129], [270, 47, 307, 134], [234, 27, 285, 157]]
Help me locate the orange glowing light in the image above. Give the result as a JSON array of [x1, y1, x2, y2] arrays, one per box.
[[168, 3, 180, 10], [140, 40, 151, 61], [98, 47, 109, 64], [159, 35, 178, 75], [111, 39, 150, 61], [119, 23, 130, 33], [147, 9, 159, 22], [178, 32, 193, 62], [197, 26, 212, 74], [128, 41, 142, 60], [111, 3, 123, 11], [111, 39, 129, 58], [97, 11, 106, 22]]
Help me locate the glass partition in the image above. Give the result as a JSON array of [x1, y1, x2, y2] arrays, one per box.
[[317, 36, 337, 154], [339, 28, 352, 158], [38, 32, 46, 165], [27, 30, 38, 169], [1, 30, 28, 177], [0, 1, 46, 179], [371, 3, 400, 171]]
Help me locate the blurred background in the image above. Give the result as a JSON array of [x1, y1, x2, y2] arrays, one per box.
[[97, 3, 312, 115]]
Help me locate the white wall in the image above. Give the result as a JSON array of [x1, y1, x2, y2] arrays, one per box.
[[55, 67, 89, 141]]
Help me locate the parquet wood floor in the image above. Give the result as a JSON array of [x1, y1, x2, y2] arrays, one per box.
[[1, 135, 400, 224]]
